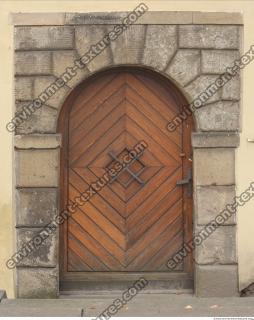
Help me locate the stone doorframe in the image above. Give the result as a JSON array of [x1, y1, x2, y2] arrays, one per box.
[[12, 11, 242, 298]]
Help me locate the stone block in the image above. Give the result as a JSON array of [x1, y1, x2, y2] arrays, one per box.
[[16, 267, 58, 298], [15, 51, 51, 75], [16, 188, 58, 227], [110, 25, 145, 65], [15, 77, 33, 101], [52, 50, 90, 88], [201, 50, 239, 74], [222, 74, 240, 100], [193, 12, 243, 25], [14, 134, 61, 149], [192, 132, 240, 148], [15, 149, 59, 187], [142, 25, 177, 71], [195, 186, 236, 225], [75, 25, 113, 72], [196, 101, 239, 131], [193, 148, 235, 186], [195, 226, 237, 264], [16, 228, 57, 267], [15, 26, 74, 50], [185, 75, 221, 104], [195, 264, 239, 297], [33, 76, 71, 109], [15, 102, 58, 134], [179, 25, 239, 49], [11, 13, 65, 26], [166, 49, 200, 86]]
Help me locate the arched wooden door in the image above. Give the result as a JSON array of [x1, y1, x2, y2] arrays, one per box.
[[58, 67, 193, 283]]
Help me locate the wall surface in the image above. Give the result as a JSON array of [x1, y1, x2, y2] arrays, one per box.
[[0, 0, 254, 298]]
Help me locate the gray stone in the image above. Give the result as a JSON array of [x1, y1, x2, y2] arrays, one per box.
[[195, 186, 236, 225], [0, 290, 7, 301], [179, 25, 239, 49], [222, 74, 240, 100], [11, 13, 65, 26], [15, 102, 58, 134], [15, 26, 74, 50], [14, 134, 61, 149], [16, 228, 57, 267], [75, 25, 113, 72], [195, 101, 239, 131], [15, 77, 33, 101], [166, 49, 200, 86], [110, 25, 146, 65], [195, 226, 237, 264], [193, 12, 243, 25], [201, 50, 239, 74], [33, 76, 71, 109], [16, 267, 58, 298], [195, 265, 239, 297], [52, 50, 90, 88], [142, 25, 177, 71], [15, 149, 59, 187], [192, 132, 240, 148], [193, 148, 235, 186], [15, 51, 51, 75], [16, 188, 58, 227], [185, 75, 221, 104]]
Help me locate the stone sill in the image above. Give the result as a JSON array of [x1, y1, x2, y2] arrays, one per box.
[[10, 11, 243, 26]]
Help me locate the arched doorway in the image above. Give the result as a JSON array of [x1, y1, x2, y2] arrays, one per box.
[[58, 67, 193, 289]]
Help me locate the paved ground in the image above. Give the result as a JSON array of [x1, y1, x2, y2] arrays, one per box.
[[0, 293, 254, 317]]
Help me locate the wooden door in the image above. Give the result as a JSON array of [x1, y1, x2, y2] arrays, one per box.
[[58, 68, 193, 280]]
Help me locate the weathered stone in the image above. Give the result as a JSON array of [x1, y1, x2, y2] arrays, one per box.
[[33, 76, 71, 109], [15, 77, 33, 101], [195, 186, 236, 225], [65, 11, 192, 25], [15, 26, 74, 50], [15, 102, 58, 134], [16, 228, 57, 267], [192, 132, 240, 148], [11, 13, 65, 26], [179, 25, 239, 49], [15, 134, 61, 149], [110, 25, 145, 65], [185, 75, 221, 104], [195, 265, 239, 297], [193, 12, 243, 25], [142, 25, 177, 71], [15, 51, 51, 75], [15, 149, 59, 187], [52, 50, 90, 88], [193, 148, 235, 186], [195, 226, 237, 264], [202, 50, 239, 74], [222, 74, 240, 100], [75, 25, 113, 72], [16, 188, 58, 227], [166, 49, 200, 86], [17, 267, 58, 298], [195, 101, 239, 131]]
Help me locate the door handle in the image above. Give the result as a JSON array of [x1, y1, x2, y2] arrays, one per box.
[[176, 169, 192, 197]]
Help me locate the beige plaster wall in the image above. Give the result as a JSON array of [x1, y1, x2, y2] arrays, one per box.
[[0, 0, 253, 298]]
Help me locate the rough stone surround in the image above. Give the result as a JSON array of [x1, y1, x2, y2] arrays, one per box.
[[13, 11, 242, 298]]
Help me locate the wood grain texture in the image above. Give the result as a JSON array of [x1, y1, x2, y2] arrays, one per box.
[[58, 67, 193, 279]]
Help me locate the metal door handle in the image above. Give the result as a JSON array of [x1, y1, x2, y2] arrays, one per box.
[[176, 169, 192, 197]]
